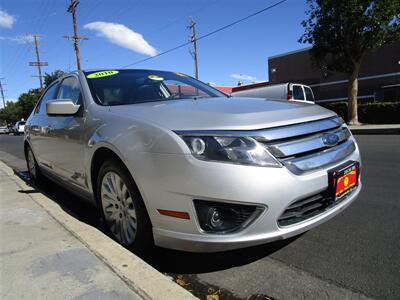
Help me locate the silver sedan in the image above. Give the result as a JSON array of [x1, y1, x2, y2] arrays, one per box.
[[24, 69, 361, 252]]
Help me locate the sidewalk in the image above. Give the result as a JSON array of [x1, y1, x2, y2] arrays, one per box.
[[0, 164, 143, 299], [349, 124, 400, 134], [0, 161, 196, 300]]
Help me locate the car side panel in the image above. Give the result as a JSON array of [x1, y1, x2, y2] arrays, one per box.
[[45, 114, 87, 188], [27, 113, 55, 169]]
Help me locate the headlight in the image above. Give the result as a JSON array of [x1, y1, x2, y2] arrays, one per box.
[[180, 135, 281, 167]]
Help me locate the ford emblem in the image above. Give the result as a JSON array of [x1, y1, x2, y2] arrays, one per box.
[[322, 133, 339, 147]]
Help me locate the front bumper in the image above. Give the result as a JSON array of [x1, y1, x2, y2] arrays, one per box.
[[130, 138, 361, 253], [153, 184, 361, 252]]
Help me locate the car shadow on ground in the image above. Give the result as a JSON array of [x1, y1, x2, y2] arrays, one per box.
[[143, 236, 299, 274], [16, 170, 300, 275], [16, 170, 104, 230]]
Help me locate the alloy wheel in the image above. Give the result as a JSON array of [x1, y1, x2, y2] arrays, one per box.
[[101, 171, 138, 245]]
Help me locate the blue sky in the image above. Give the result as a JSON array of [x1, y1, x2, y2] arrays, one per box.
[[0, 0, 310, 104]]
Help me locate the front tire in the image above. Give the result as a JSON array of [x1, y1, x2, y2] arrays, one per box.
[[97, 159, 153, 252]]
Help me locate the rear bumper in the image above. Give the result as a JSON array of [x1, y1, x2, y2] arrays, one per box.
[[152, 183, 361, 252]]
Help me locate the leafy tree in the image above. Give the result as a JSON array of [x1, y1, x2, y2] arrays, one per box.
[[299, 0, 400, 124], [0, 101, 20, 124], [0, 89, 41, 123], [17, 88, 41, 119], [0, 69, 65, 123], [44, 69, 65, 88]]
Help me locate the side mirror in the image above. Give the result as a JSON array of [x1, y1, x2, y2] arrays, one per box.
[[46, 99, 80, 115]]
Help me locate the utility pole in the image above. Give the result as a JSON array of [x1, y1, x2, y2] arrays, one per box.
[[64, 0, 88, 70], [29, 34, 48, 91], [188, 17, 199, 79], [0, 78, 6, 109]]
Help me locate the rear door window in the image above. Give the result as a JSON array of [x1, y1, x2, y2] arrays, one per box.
[[304, 87, 314, 101], [292, 85, 305, 100]]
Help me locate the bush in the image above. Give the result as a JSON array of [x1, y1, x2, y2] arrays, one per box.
[[320, 102, 400, 124]]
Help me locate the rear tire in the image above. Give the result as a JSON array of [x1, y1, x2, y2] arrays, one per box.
[[26, 146, 43, 185], [97, 159, 153, 253]]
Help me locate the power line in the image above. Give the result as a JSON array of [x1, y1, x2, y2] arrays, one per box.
[[2, 2, 53, 89], [121, 0, 288, 68], [2, 0, 53, 84], [2, 43, 29, 82], [36, 0, 53, 34], [82, 0, 218, 65], [144, 0, 219, 38], [79, 0, 106, 19], [14, 12, 57, 25], [2, 0, 45, 80], [64, 0, 88, 70], [101, 0, 139, 21]]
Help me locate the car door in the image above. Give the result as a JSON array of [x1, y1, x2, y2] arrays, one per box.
[[28, 81, 60, 169], [46, 75, 87, 188]]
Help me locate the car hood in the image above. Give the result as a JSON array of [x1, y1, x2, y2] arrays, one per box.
[[109, 97, 336, 131]]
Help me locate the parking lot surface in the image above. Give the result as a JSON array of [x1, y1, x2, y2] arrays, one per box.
[[1, 134, 399, 299]]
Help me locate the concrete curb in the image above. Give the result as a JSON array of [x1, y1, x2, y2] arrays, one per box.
[[0, 161, 197, 300]]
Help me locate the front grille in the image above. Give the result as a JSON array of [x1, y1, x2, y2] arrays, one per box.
[[257, 116, 356, 174], [278, 190, 348, 226]]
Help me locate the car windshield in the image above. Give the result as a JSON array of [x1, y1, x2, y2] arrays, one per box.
[[84, 70, 226, 106]]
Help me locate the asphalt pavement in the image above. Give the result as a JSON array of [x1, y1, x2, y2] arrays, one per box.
[[1, 134, 399, 299]]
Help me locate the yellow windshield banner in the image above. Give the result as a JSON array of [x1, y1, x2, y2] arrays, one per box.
[[87, 70, 119, 79], [175, 72, 187, 77], [148, 75, 164, 81]]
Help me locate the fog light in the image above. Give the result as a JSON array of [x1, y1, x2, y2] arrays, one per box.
[[209, 208, 223, 228], [194, 200, 264, 233], [206, 207, 237, 231]]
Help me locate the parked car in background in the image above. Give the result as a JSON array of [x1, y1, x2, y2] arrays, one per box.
[[24, 69, 361, 253], [13, 121, 26, 135], [0, 125, 10, 134], [232, 82, 315, 104]]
